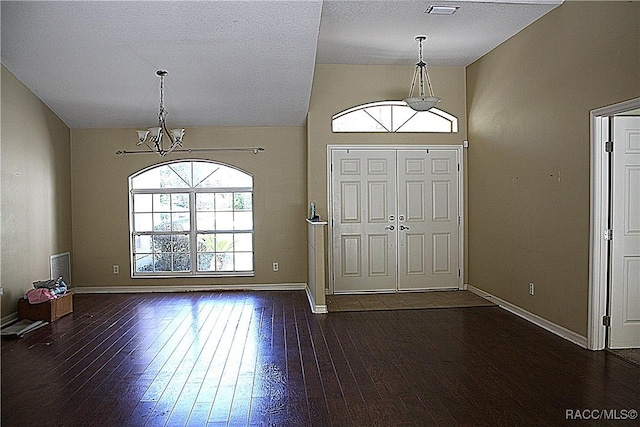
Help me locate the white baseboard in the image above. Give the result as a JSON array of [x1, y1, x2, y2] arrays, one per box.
[[305, 286, 328, 314], [467, 285, 588, 349], [74, 283, 307, 294]]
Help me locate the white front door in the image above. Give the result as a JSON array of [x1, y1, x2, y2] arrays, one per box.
[[397, 149, 459, 290], [609, 116, 640, 348], [331, 147, 460, 294]]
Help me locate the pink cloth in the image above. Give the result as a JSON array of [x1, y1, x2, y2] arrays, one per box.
[[27, 288, 56, 304]]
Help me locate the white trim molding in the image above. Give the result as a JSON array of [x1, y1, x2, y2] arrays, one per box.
[[306, 286, 328, 314], [467, 285, 588, 349], [588, 97, 640, 351], [74, 283, 307, 294]]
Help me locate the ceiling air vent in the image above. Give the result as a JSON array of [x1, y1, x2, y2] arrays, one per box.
[[425, 5, 459, 15]]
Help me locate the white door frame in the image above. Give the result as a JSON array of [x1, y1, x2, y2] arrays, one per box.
[[588, 97, 640, 350], [326, 144, 465, 295]]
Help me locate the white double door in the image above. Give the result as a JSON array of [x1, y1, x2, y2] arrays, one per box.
[[331, 147, 461, 293]]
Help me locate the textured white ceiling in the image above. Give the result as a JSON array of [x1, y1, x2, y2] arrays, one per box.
[[1, 0, 561, 128]]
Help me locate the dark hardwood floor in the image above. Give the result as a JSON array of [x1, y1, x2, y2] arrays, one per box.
[[2, 291, 639, 426]]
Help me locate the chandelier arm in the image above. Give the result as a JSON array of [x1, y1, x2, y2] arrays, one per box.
[[408, 66, 420, 97], [422, 65, 435, 97]]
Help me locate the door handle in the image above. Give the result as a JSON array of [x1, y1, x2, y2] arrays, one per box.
[[385, 225, 395, 231], [400, 225, 410, 231]]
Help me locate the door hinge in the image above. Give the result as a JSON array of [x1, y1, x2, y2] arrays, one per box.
[[604, 229, 613, 240], [602, 315, 611, 327], [605, 141, 613, 153], [458, 268, 461, 277]]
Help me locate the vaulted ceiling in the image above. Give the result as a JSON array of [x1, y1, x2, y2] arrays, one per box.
[[1, 1, 562, 128]]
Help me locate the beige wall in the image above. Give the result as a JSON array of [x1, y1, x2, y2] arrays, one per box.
[[466, 1, 640, 336], [1, 65, 72, 317], [70, 126, 307, 288], [307, 64, 467, 219]]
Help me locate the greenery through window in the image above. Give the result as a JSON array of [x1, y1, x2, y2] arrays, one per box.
[[332, 101, 458, 133], [129, 160, 254, 277]]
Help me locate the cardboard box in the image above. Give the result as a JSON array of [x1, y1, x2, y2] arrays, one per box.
[[18, 291, 73, 322]]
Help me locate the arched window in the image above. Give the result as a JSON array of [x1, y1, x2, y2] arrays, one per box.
[[332, 101, 458, 133], [129, 160, 254, 277]]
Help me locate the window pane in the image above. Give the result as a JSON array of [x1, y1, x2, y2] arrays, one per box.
[[135, 254, 153, 272], [173, 254, 191, 271], [152, 253, 172, 271], [234, 233, 253, 251], [133, 194, 152, 212], [196, 165, 252, 188], [333, 110, 387, 132], [215, 193, 233, 210], [158, 165, 189, 188], [234, 193, 252, 210], [152, 235, 172, 253], [216, 234, 234, 252], [234, 212, 253, 230], [172, 193, 189, 211], [172, 234, 190, 253], [391, 106, 418, 132], [197, 233, 216, 252], [216, 253, 234, 271], [134, 213, 153, 232], [197, 212, 215, 230], [154, 194, 171, 211], [196, 193, 215, 210], [172, 213, 190, 231], [397, 112, 452, 132], [215, 212, 234, 230], [168, 163, 192, 187], [235, 253, 253, 271], [153, 213, 171, 231], [197, 253, 215, 272], [134, 235, 152, 252]]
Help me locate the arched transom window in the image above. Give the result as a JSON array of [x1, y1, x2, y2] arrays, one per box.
[[129, 160, 254, 277], [332, 101, 458, 133]]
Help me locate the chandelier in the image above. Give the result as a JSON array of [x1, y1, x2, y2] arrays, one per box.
[[404, 36, 441, 111], [136, 70, 185, 156]]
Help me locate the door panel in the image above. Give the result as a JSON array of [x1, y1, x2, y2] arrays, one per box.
[[609, 116, 640, 348], [332, 149, 396, 293], [398, 150, 459, 290]]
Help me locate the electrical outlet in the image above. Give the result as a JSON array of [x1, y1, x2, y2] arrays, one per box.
[[272, 262, 279, 272], [529, 282, 534, 296], [113, 264, 120, 274]]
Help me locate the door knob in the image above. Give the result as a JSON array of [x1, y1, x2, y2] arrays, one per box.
[[400, 225, 410, 231], [385, 225, 395, 231]]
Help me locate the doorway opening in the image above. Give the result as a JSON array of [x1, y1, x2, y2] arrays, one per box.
[[589, 97, 640, 351]]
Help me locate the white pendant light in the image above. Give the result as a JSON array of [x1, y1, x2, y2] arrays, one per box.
[[404, 36, 441, 111], [136, 70, 185, 157]]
